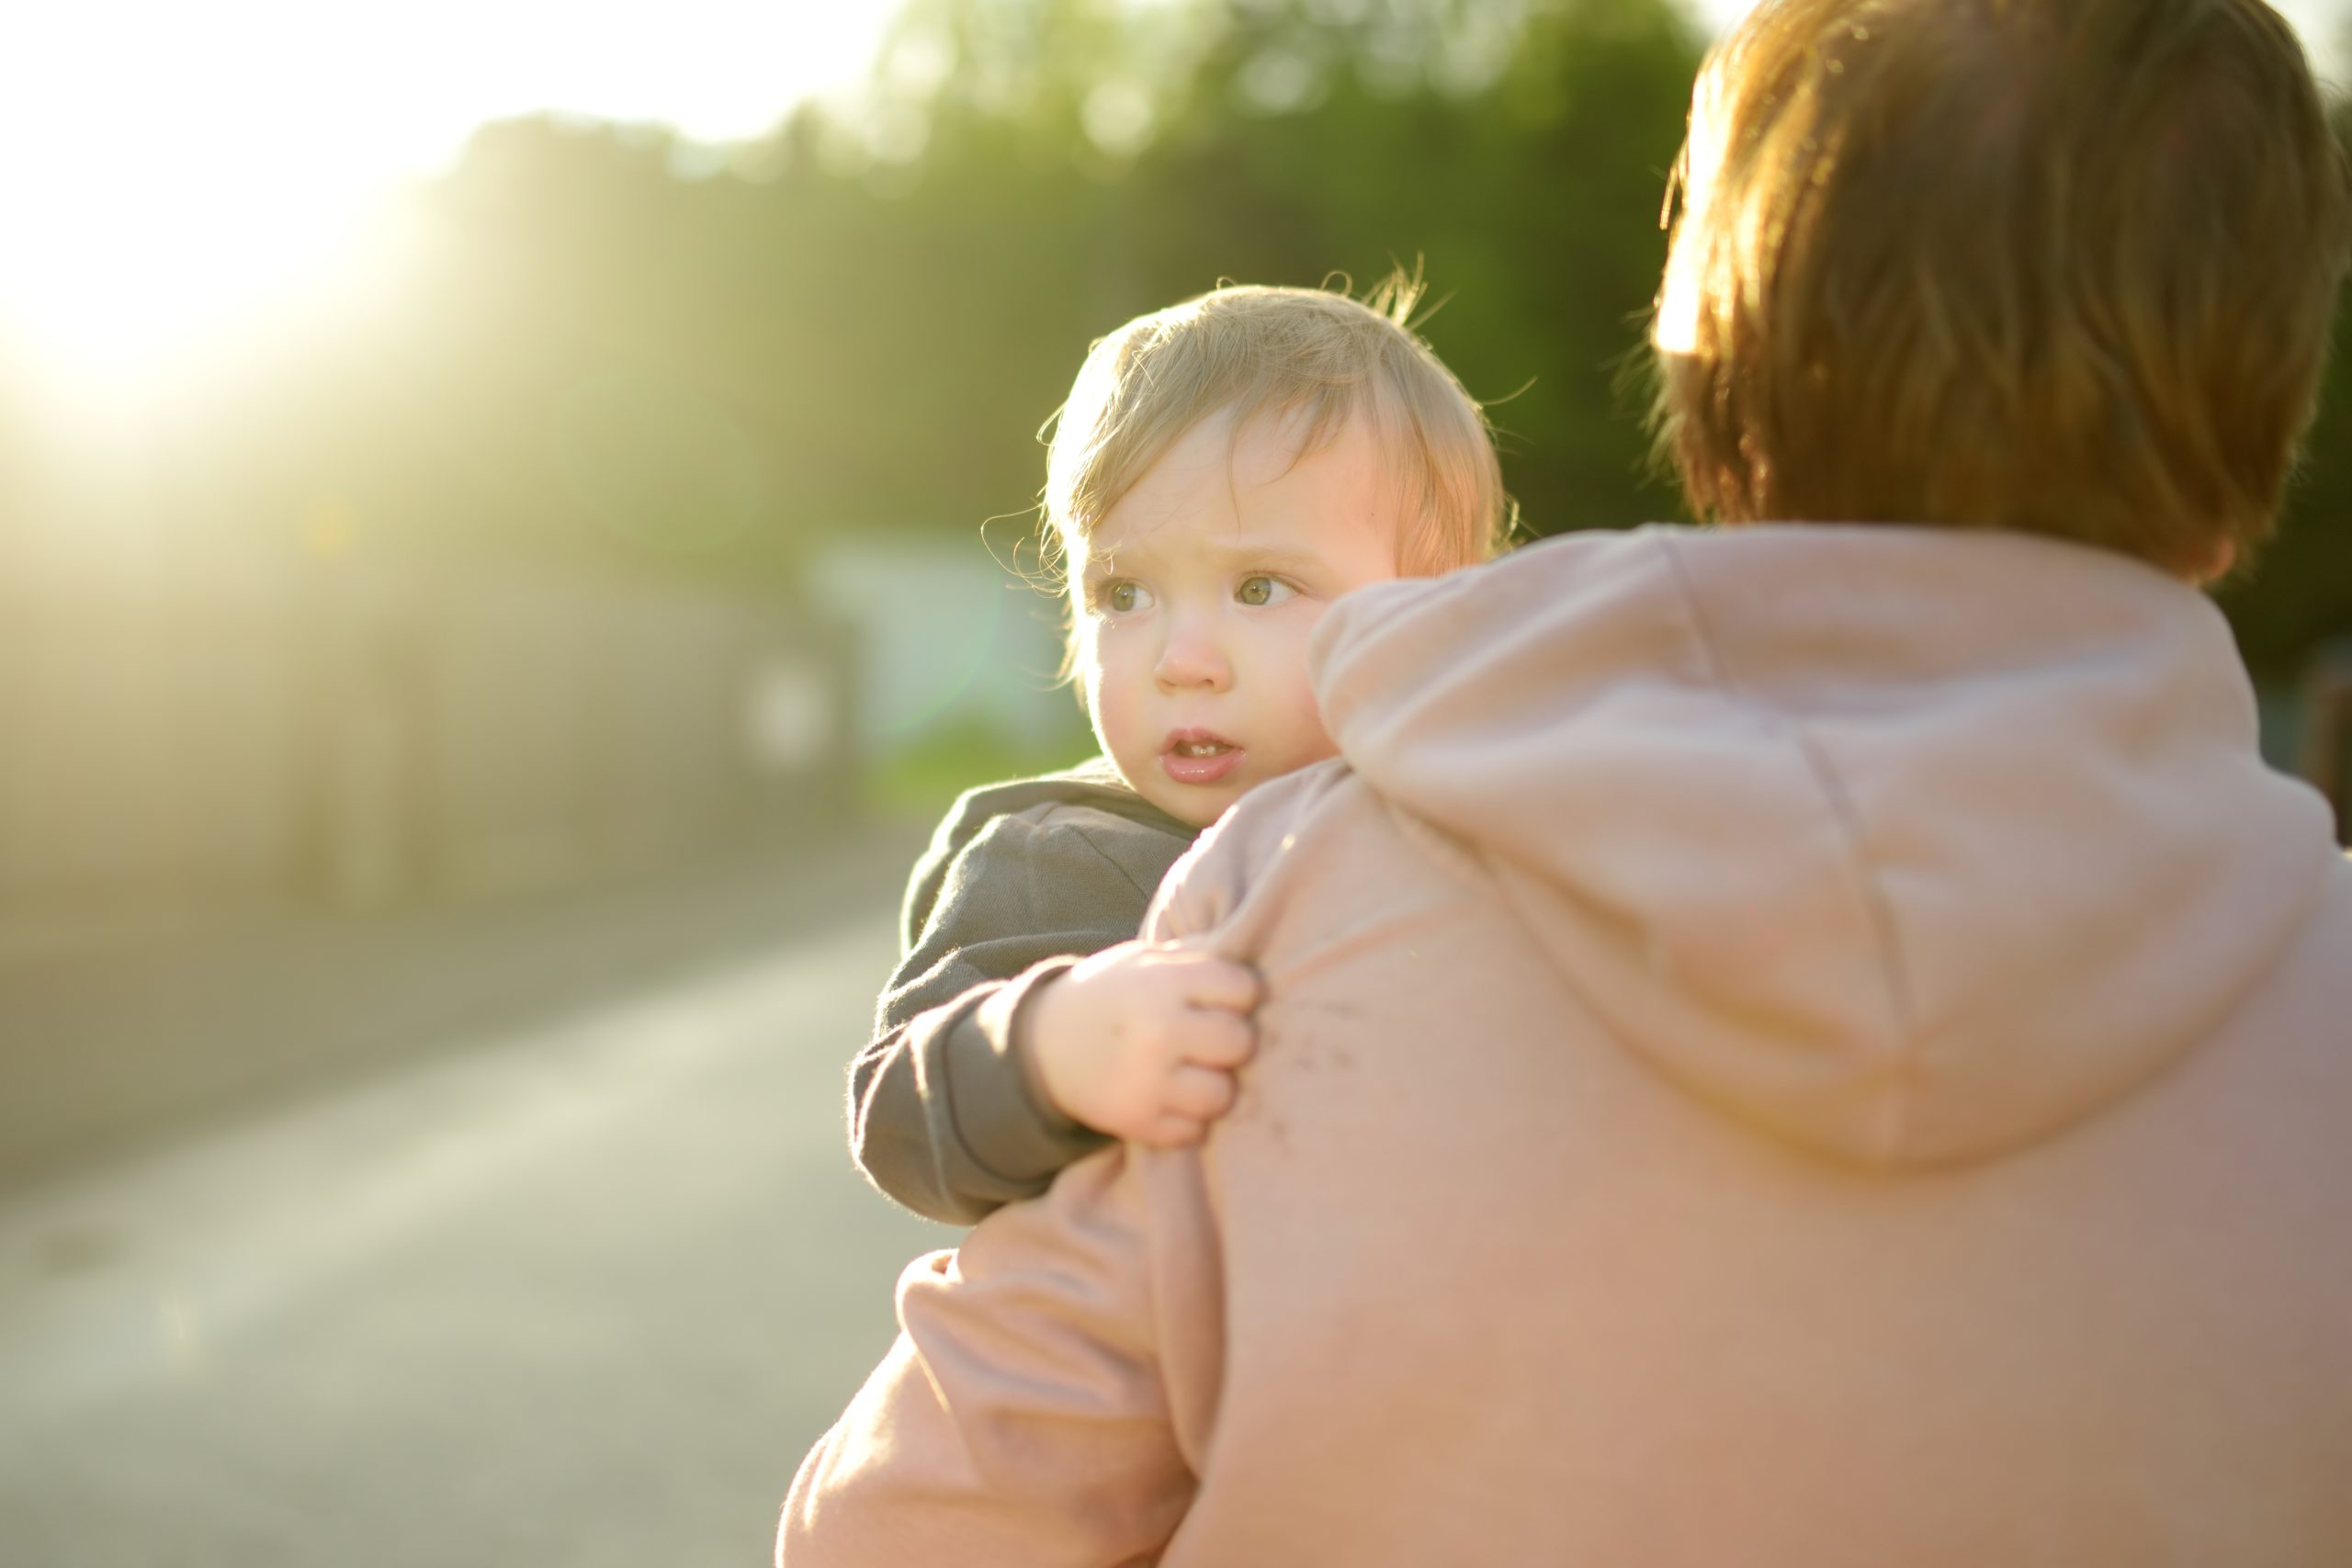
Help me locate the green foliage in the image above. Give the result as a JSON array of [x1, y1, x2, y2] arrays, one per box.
[[21, 0, 2345, 675], [867, 715, 1095, 818], [2216, 93, 2352, 677], [233, 0, 1707, 593]]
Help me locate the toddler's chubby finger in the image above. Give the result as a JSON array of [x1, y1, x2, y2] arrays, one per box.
[[1161, 1062, 1239, 1122], [1176, 1009, 1256, 1070], [1170, 951, 1263, 1014]]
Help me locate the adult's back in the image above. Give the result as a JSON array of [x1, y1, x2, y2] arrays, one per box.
[[785, 525, 2352, 1566], [1110, 523, 2352, 1563]]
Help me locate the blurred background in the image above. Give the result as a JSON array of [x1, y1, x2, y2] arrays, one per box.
[[1, 0, 2347, 1562]]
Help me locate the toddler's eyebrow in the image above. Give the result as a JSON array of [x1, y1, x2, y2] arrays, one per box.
[[1082, 535, 1327, 577], [1203, 538, 1323, 573]]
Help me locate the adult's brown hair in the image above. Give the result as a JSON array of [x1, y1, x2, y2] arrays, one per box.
[[1654, 0, 2352, 574]]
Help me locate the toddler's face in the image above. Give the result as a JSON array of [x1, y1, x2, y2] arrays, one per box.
[[1073, 405, 1402, 829]]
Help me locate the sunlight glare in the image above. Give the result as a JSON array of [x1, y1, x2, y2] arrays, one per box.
[[0, 0, 901, 412]]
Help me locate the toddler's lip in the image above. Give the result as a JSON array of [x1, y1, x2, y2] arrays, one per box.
[[1160, 729, 1244, 787], [1161, 727, 1238, 755]]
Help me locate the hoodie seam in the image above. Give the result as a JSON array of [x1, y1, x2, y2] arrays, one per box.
[[1656, 533, 1923, 1157]]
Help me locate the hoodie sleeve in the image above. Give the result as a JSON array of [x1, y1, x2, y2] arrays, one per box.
[[776, 1145, 1224, 1568], [1138, 761, 1344, 945], [784, 789, 1317, 1564]]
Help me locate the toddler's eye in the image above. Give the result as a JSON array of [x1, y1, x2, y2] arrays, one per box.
[[1099, 580, 1153, 615], [1236, 575, 1296, 607]]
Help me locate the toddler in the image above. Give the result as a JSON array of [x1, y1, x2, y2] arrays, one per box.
[[852, 278, 1509, 1223]]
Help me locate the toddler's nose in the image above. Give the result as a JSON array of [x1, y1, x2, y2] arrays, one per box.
[[1154, 622, 1232, 691]]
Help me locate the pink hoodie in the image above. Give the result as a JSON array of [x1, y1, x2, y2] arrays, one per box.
[[782, 525, 2352, 1566]]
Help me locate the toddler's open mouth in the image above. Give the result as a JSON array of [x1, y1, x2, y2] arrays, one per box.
[[1160, 728, 1243, 787]]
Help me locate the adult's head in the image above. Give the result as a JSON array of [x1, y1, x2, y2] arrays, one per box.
[[1653, 0, 2352, 578]]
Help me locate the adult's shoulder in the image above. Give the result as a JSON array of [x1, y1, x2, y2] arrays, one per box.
[[1147, 758, 1382, 942]]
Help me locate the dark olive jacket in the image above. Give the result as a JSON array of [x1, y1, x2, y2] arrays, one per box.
[[850, 759, 1197, 1224]]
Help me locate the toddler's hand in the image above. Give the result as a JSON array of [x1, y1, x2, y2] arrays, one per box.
[[1021, 940, 1261, 1147]]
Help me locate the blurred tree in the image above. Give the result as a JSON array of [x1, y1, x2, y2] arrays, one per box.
[[7, 0, 2345, 676], [2218, 91, 2352, 677], [240, 0, 1710, 595]]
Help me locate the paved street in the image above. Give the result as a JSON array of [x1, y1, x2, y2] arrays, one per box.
[[0, 843, 954, 1567]]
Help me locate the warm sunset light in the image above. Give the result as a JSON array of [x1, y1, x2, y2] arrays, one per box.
[[0, 0, 903, 403], [1, 0, 2335, 410], [4, 1, 2350, 1562]]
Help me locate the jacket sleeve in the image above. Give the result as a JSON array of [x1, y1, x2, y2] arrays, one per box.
[[776, 1145, 1224, 1568], [849, 813, 1159, 1224]]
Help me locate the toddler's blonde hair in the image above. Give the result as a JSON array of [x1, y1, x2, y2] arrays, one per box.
[[1042, 276, 1511, 613]]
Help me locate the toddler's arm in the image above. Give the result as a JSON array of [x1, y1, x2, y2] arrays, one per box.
[[854, 807, 1185, 1224]]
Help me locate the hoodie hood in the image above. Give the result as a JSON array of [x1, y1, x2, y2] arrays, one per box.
[[1313, 525, 2337, 1167]]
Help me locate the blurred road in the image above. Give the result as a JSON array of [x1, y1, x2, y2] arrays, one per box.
[[0, 824, 934, 1186], [0, 831, 955, 1567]]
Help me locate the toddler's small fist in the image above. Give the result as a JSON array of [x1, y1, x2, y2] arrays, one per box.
[[1021, 941, 1261, 1146]]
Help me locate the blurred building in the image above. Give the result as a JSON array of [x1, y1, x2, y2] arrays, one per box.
[[0, 536, 855, 936]]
